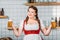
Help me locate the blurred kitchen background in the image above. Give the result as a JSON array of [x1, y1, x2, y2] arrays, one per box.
[[0, 0, 60, 40]]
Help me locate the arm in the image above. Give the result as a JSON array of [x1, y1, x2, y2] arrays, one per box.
[[40, 20, 52, 36], [12, 20, 24, 37], [41, 25, 51, 36], [12, 25, 23, 37]]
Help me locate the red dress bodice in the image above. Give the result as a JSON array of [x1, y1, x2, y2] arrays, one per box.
[[23, 20, 40, 35]]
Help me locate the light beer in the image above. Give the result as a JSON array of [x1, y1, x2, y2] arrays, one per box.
[[7, 19, 13, 30], [51, 20, 56, 28]]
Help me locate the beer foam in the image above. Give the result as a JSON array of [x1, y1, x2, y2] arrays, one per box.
[[51, 20, 55, 22], [8, 19, 12, 21]]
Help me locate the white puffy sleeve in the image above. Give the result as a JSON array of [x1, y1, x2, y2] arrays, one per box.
[[40, 19, 45, 29], [19, 20, 24, 30]]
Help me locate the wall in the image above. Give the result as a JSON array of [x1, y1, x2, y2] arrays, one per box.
[[0, 0, 60, 40]]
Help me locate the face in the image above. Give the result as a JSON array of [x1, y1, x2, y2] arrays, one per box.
[[27, 8, 36, 18]]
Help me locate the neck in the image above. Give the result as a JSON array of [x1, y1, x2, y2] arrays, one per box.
[[29, 17, 35, 20]]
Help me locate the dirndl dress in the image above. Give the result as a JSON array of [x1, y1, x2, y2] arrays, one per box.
[[19, 20, 45, 40]]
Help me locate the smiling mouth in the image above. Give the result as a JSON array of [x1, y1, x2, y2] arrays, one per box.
[[28, 14, 31, 16]]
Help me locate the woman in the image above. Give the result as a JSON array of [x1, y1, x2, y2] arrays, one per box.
[[12, 6, 52, 40]]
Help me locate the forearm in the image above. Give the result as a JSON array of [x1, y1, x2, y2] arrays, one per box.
[[13, 28, 19, 36], [45, 26, 51, 36], [12, 26, 19, 37]]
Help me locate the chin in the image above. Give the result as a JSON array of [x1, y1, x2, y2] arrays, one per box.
[[28, 16, 32, 18]]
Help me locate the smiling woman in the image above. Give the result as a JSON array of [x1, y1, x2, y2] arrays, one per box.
[[12, 6, 52, 40]]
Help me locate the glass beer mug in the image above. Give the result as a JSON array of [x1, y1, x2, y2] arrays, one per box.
[[7, 19, 13, 30], [51, 20, 56, 28]]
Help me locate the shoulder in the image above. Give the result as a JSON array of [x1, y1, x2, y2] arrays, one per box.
[[20, 19, 25, 25], [39, 18, 44, 24], [20, 19, 25, 23], [38, 18, 42, 20], [19, 19, 25, 28], [39, 18, 43, 22]]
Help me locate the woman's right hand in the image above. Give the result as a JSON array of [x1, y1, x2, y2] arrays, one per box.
[[12, 24, 20, 37], [12, 24, 19, 31]]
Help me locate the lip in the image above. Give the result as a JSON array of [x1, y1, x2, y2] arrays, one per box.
[[28, 14, 32, 16], [29, 15, 32, 16]]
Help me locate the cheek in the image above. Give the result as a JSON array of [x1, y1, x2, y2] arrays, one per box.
[[30, 13, 35, 17], [27, 12, 29, 15], [32, 13, 36, 16], [32, 14, 35, 16]]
